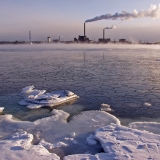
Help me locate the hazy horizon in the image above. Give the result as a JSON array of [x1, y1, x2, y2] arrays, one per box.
[[1, 0, 160, 42]]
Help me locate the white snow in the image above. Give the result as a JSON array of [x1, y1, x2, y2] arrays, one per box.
[[64, 154, 97, 160], [0, 131, 60, 160], [39, 139, 68, 150], [0, 109, 160, 159], [85, 134, 97, 146], [64, 123, 160, 160], [100, 103, 113, 112], [19, 86, 79, 109], [94, 124, 160, 159], [129, 122, 160, 135], [0, 110, 120, 158]]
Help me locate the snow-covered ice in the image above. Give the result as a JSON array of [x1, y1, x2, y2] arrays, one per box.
[[64, 123, 160, 160], [0, 109, 160, 159], [0, 131, 60, 160], [100, 103, 113, 112], [129, 122, 160, 135], [85, 134, 97, 146], [94, 124, 160, 159], [0, 109, 120, 158], [64, 154, 97, 160], [19, 86, 79, 109]]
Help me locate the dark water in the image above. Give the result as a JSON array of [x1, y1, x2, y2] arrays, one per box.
[[0, 44, 160, 122]]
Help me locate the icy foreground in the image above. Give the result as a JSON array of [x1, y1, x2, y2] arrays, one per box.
[[0, 109, 160, 159], [0, 131, 59, 160], [64, 123, 160, 160], [0, 110, 120, 158], [19, 86, 79, 109]]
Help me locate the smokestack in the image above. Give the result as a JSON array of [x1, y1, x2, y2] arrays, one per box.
[[103, 29, 105, 40], [84, 23, 85, 40], [29, 31, 31, 42]]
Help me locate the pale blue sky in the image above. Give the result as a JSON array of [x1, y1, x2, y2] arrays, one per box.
[[0, 0, 160, 42]]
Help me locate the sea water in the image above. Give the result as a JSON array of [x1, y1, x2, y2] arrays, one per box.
[[0, 44, 160, 124]]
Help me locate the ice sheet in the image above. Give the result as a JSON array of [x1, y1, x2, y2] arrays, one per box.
[[100, 103, 113, 112]]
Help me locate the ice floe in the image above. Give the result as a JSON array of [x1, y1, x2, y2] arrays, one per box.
[[64, 123, 160, 160], [0, 110, 120, 157], [0, 109, 160, 159], [129, 122, 160, 135], [19, 86, 79, 109], [100, 103, 113, 112], [94, 124, 160, 159], [0, 131, 60, 160]]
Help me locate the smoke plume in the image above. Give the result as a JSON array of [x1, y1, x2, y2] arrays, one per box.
[[104, 25, 116, 29], [85, 4, 160, 22]]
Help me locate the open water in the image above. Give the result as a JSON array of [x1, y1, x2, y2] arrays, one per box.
[[0, 44, 160, 124]]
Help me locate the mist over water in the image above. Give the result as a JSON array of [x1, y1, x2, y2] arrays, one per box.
[[0, 44, 160, 124]]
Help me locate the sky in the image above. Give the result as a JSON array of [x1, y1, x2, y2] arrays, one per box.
[[0, 0, 160, 42]]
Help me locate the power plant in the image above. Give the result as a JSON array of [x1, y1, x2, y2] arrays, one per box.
[[74, 23, 116, 43], [74, 23, 89, 42]]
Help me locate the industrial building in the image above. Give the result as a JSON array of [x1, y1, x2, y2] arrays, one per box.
[[74, 23, 90, 42], [99, 38, 110, 43], [47, 37, 51, 43]]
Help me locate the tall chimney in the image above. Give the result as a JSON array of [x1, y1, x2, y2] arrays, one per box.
[[103, 29, 105, 41], [29, 31, 31, 42], [84, 23, 86, 41]]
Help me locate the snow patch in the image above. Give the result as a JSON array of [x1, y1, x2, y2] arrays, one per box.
[[86, 134, 97, 146], [100, 103, 113, 112], [0, 131, 60, 160]]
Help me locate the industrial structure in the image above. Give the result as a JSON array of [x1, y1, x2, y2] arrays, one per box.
[[47, 37, 51, 43], [74, 23, 89, 42], [29, 31, 31, 43]]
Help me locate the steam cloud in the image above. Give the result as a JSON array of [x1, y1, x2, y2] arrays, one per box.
[[85, 4, 160, 22], [104, 25, 116, 29]]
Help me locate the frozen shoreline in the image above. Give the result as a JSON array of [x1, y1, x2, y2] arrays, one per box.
[[0, 109, 159, 159]]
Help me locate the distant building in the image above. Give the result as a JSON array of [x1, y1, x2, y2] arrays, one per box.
[[99, 38, 110, 43], [47, 37, 51, 43], [119, 39, 126, 43], [53, 39, 59, 43], [74, 35, 89, 42], [78, 36, 86, 42]]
